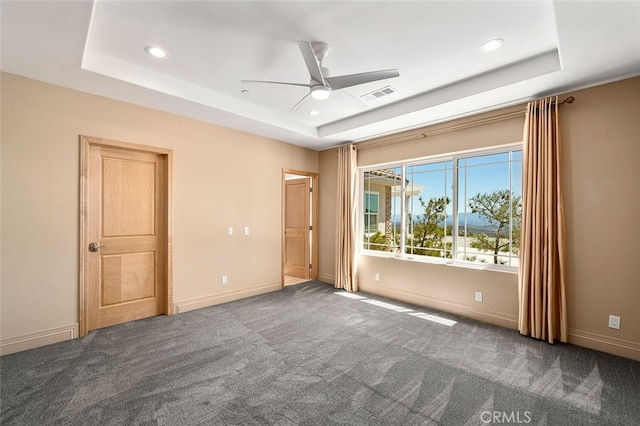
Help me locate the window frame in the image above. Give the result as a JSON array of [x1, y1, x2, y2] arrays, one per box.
[[359, 143, 522, 273]]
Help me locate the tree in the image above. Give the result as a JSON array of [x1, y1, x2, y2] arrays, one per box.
[[408, 196, 451, 257], [468, 190, 521, 264], [365, 230, 399, 252]]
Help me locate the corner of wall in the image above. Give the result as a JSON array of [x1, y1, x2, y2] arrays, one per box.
[[317, 273, 335, 286]]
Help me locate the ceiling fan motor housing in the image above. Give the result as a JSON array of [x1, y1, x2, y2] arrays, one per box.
[[310, 82, 331, 100]]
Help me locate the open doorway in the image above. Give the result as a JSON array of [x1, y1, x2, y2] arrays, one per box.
[[282, 169, 318, 287]]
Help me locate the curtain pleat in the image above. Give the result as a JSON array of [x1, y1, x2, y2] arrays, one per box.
[[335, 145, 358, 292], [518, 96, 568, 343]]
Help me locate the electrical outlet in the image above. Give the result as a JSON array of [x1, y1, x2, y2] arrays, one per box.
[[244, 226, 249, 235], [227, 227, 233, 236], [374, 273, 380, 281], [608, 315, 620, 330], [221, 275, 228, 285], [475, 291, 483, 302]]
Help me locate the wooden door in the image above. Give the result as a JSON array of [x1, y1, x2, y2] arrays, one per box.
[[284, 178, 310, 279], [82, 139, 168, 333]]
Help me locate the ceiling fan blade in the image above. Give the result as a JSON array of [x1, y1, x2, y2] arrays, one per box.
[[290, 92, 312, 112], [297, 41, 326, 85], [326, 69, 399, 90], [241, 79, 310, 88]]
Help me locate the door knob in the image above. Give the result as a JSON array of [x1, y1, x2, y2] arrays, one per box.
[[88, 242, 103, 252]]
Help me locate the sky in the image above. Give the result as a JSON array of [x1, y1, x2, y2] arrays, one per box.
[[403, 151, 522, 217]]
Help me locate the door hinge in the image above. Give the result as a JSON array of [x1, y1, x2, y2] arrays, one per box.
[[309, 187, 313, 193], [309, 225, 313, 231], [309, 264, 312, 269]]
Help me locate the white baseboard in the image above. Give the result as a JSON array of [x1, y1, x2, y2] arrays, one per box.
[[1, 324, 79, 356], [568, 328, 640, 361], [3, 290, 637, 362], [358, 284, 519, 329], [358, 284, 640, 361], [174, 282, 282, 314], [0, 284, 283, 355]]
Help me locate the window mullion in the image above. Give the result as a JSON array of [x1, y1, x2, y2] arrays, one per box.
[[361, 170, 366, 249], [400, 164, 407, 255], [452, 157, 458, 262], [508, 151, 514, 266], [463, 159, 468, 261]]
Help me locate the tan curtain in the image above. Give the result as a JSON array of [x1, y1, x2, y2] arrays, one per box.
[[335, 144, 358, 292], [518, 96, 568, 343]]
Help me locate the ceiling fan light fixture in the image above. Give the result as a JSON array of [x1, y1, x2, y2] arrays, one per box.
[[480, 38, 504, 52], [145, 45, 168, 58], [311, 85, 331, 100]]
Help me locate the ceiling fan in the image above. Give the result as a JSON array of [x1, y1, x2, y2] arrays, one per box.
[[241, 40, 400, 110]]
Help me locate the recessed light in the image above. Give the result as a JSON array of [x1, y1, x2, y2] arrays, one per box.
[[480, 38, 504, 52], [309, 110, 320, 116], [145, 45, 168, 58]]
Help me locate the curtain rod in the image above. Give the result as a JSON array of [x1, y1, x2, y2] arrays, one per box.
[[357, 111, 521, 150], [335, 144, 357, 152], [357, 96, 575, 151], [531, 96, 575, 107], [559, 95, 575, 105]]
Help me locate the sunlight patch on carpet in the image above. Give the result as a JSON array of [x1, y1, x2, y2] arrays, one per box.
[[334, 292, 367, 300], [408, 312, 457, 326], [334, 291, 456, 326], [362, 299, 414, 313]]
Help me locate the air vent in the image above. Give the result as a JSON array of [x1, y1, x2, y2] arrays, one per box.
[[361, 85, 396, 102]]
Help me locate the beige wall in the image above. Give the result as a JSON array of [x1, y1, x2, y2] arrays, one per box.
[[1, 73, 318, 353], [2, 72, 638, 360], [318, 77, 640, 360], [318, 149, 337, 284], [560, 77, 640, 359]]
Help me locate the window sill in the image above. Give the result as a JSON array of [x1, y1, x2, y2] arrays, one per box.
[[359, 250, 518, 274]]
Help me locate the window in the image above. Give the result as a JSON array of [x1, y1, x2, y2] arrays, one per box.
[[405, 160, 453, 259], [362, 168, 402, 252], [456, 151, 522, 266], [361, 146, 522, 270], [364, 192, 379, 234]]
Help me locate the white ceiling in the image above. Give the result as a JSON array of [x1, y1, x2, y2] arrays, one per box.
[[2, 0, 639, 150]]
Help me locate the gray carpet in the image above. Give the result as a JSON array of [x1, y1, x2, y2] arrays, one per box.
[[1, 281, 639, 425]]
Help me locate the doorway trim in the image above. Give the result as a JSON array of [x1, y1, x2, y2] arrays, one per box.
[[79, 136, 174, 337], [282, 169, 319, 287]]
